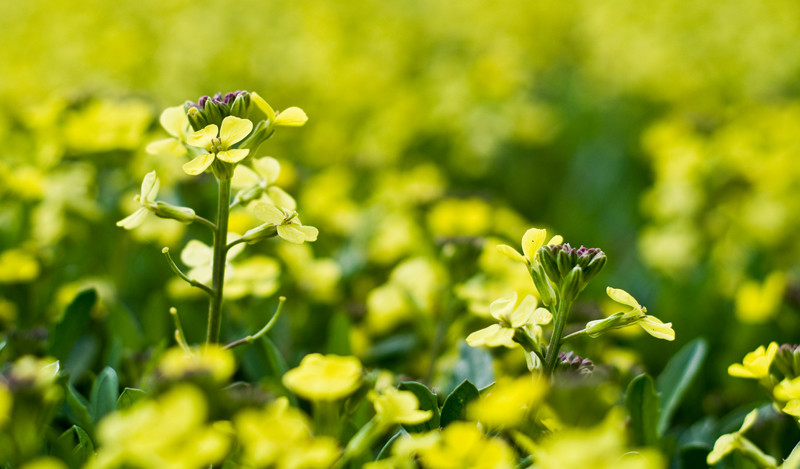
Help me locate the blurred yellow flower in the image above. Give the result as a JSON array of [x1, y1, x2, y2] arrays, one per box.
[[183, 116, 253, 175], [734, 272, 786, 323], [0, 249, 40, 283], [18, 458, 68, 469], [89, 385, 230, 469], [233, 397, 339, 469], [467, 376, 547, 429], [232, 157, 296, 209], [0, 382, 12, 428], [417, 422, 515, 469], [369, 387, 432, 426], [251, 92, 308, 127], [157, 345, 236, 384], [282, 354, 363, 401], [728, 342, 778, 380]]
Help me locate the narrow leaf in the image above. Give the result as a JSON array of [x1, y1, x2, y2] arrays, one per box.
[[626, 374, 660, 446], [655, 338, 708, 435], [117, 387, 147, 411], [89, 367, 119, 425], [399, 381, 440, 432], [57, 425, 95, 465], [440, 380, 480, 427], [376, 429, 408, 461], [65, 384, 93, 433], [451, 342, 494, 390]]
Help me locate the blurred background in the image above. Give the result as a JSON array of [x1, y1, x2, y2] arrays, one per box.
[[1, 0, 799, 432]]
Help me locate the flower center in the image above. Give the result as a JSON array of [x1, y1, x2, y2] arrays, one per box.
[[209, 138, 224, 153]]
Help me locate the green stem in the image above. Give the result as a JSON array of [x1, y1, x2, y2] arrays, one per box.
[[224, 297, 286, 349], [162, 248, 214, 296], [206, 177, 232, 344], [544, 299, 572, 376]]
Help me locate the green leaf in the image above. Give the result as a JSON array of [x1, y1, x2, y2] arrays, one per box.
[[376, 429, 408, 461], [326, 311, 352, 355], [655, 337, 708, 435], [50, 289, 97, 361], [65, 384, 93, 433], [440, 380, 480, 427], [89, 367, 119, 425], [782, 441, 800, 469], [117, 387, 147, 411], [451, 342, 494, 390], [57, 425, 95, 465], [626, 374, 661, 447], [399, 381, 440, 432]]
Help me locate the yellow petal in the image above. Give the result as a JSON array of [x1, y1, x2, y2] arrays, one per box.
[[253, 157, 282, 183], [140, 171, 160, 202], [181, 240, 212, 267], [231, 164, 260, 189], [160, 105, 189, 138], [216, 148, 250, 164], [489, 293, 518, 322], [251, 92, 277, 122], [775, 377, 800, 401], [278, 224, 316, 244], [182, 153, 216, 176], [639, 316, 675, 341], [267, 186, 297, 210], [606, 286, 641, 310], [521, 228, 547, 263], [274, 107, 308, 126], [496, 244, 526, 264], [547, 235, 563, 245], [186, 124, 218, 148], [466, 324, 516, 348], [727, 364, 756, 379], [116, 208, 148, 229], [508, 295, 538, 328], [707, 434, 736, 465], [146, 138, 186, 156], [254, 203, 286, 224], [219, 116, 253, 147], [532, 307, 553, 325], [783, 400, 800, 417]]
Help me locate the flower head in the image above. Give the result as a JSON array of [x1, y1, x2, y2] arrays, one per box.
[[585, 287, 674, 341], [282, 353, 363, 401], [728, 342, 778, 380], [466, 292, 551, 348], [497, 228, 562, 265], [250, 202, 318, 244], [369, 387, 432, 426], [183, 116, 253, 176]]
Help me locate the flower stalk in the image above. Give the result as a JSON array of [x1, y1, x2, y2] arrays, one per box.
[[207, 176, 231, 344]]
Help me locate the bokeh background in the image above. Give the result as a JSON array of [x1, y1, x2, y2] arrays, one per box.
[[2, 0, 799, 432]]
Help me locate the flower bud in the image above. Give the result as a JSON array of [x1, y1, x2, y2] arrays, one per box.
[[584, 312, 627, 337], [530, 263, 556, 307], [561, 266, 584, 303], [557, 351, 594, 375], [538, 245, 562, 284], [153, 202, 196, 224], [241, 222, 279, 244], [774, 344, 800, 379], [186, 106, 208, 131]]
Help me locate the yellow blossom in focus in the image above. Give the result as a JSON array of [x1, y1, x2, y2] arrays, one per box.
[[467, 376, 547, 429], [496, 227, 563, 265], [253, 203, 319, 244], [251, 92, 309, 127], [233, 397, 339, 469], [467, 292, 551, 348], [157, 345, 236, 384], [728, 342, 778, 380], [417, 422, 515, 469], [369, 387, 432, 426], [586, 287, 674, 341], [282, 354, 363, 401], [88, 385, 230, 469], [183, 116, 253, 176]]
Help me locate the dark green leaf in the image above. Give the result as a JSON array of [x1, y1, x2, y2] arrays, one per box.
[[440, 380, 480, 427], [65, 384, 93, 433], [377, 429, 408, 461], [50, 289, 97, 361], [399, 381, 440, 432], [451, 342, 494, 390], [326, 311, 351, 355], [57, 425, 94, 465], [107, 304, 143, 350], [117, 387, 147, 411], [63, 336, 99, 384], [89, 367, 119, 425], [655, 338, 707, 435], [626, 374, 660, 446]]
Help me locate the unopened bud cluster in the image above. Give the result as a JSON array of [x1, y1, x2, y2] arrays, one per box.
[[538, 243, 606, 302]]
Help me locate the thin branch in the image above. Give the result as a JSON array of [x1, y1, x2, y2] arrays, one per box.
[[224, 297, 286, 350], [226, 236, 248, 253], [194, 215, 217, 231], [162, 247, 214, 296], [169, 307, 192, 353]]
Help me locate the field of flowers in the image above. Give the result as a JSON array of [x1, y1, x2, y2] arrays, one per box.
[[1, 1, 800, 468]]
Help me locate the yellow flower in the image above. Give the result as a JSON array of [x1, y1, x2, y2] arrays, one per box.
[[183, 116, 253, 176], [467, 376, 547, 429], [466, 292, 551, 348], [417, 422, 515, 469], [707, 409, 776, 467], [232, 156, 297, 209], [251, 92, 309, 127], [728, 342, 778, 380], [233, 397, 340, 469], [369, 387, 432, 426], [496, 227, 563, 265], [774, 376, 800, 417], [586, 287, 674, 341], [19, 458, 68, 469], [0, 382, 12, 428], [252, 203, 319, 244], [116, 171, 159, 229], [157, 345, 236, 384], [146, 105, 190, 156], [282, 354, 362, 401]]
